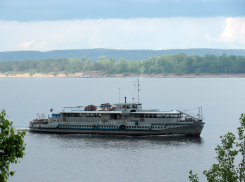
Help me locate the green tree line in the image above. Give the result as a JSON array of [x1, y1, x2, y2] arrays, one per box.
[[1, 53, 245, 75]]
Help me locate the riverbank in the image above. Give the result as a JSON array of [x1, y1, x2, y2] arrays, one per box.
[[1, 71, 245, 78]]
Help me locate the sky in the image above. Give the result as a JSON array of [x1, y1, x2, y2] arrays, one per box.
[[0, 0, 245, 51]]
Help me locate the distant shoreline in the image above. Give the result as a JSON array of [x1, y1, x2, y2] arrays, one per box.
[[1, 72, 245, 78]]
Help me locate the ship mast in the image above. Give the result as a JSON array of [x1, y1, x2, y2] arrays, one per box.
[[135, 78, 140, 103]]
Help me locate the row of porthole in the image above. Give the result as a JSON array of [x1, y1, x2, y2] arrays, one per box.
[[152, 126, 164, 129], [98, 126, 118, 128], [126, 126, 149, 129], [59, 125, 164, 130], [126, 126, 163, 129], [60, 125, 91, 128]]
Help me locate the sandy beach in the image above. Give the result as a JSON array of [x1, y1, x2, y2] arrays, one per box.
[[1, 71, 245, 78]]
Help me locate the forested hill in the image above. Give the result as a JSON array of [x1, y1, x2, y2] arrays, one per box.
[[1, 48, 245, 62], [1, 53, 245, 76]]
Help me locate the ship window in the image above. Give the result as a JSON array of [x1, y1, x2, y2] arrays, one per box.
[[134, 114, 139, 118], [98, 114, 101, 117], [86, 113, 90, 117], [149, 114, 152, 118], [123, 105, 126, 108], [162, 115, 166, 118], [67, 113, 71, 117], [145, 114, 148, 118], [157, 114, 161, 118], [153, 114, 157, 118], [132, 105, 137, 108]]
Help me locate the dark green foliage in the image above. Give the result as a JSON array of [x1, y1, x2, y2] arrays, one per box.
[[189, 113, 245, 182], [1, 53, 245, 75], [0, 110, 26, 182]]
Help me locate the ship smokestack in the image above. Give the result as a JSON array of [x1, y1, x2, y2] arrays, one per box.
[[125, 97, 126, 103]]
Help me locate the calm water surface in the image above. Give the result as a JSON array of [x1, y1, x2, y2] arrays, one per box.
[[1, 78, 245, 182]]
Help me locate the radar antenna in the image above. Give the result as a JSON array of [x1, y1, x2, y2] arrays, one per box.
[[135, 78, 140, 103]]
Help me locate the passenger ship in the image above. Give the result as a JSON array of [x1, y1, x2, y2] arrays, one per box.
[[29, 99, 205, 136]]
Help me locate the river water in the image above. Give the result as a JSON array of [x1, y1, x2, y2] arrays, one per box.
[[1, 77, 245, 182]]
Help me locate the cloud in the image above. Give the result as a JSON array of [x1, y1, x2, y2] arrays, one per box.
[[1, 17, 244, 52], [20, 40, 35, 49], [204, 17, 245, 48], [205, 34, 218, 41], [220, 17, 245, 44]]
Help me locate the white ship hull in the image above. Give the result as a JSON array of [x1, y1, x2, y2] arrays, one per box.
[[29, 121, 204, 136]]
